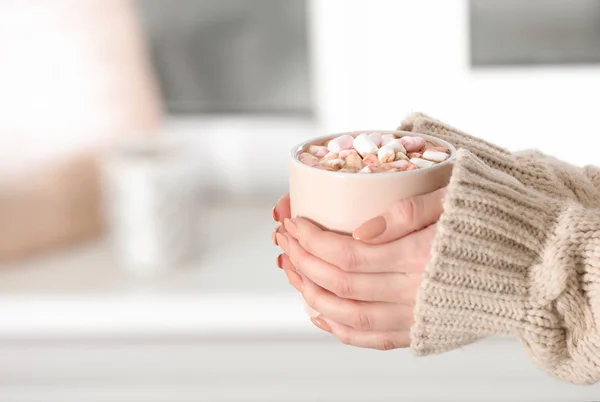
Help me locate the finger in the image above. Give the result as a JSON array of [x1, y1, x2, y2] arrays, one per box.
[[352, 188, 446, 244], [284, 219, 435, 274], [313, 316, 410, 350], [272, 223, 288, 247], [283, 218, 394, 273], [282, 231, 417, 303], [276, 252, 291, 270], [283, 267, 303, 292], [272, 194, 291, 223], [301, 279, 414, 331]]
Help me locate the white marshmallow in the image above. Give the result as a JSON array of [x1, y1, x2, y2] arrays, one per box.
[[387, 139, 406, 154], [395, 151, 408, 161], [410, 158, 435, 169], [327, 135, 354, 153], [423, 150, 449, 162], [377, 145, 396, 163], [369, 132, 383, 147], [353, 133, 379, 157], [381, 134, 396, 146], [359, 166, 372, 173]]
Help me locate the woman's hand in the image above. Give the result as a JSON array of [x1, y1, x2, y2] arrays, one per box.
[[272, 188, 446, 350]]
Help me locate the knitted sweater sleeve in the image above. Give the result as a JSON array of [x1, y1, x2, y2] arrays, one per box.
[[413, 149, 600, 385], [399, 112, 600, 206]]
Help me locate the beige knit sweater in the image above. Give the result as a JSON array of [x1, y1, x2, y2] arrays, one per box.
[[398, 113, 600, 385]]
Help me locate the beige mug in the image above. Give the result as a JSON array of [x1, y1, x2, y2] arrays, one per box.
[[288, 130, 456, 316]]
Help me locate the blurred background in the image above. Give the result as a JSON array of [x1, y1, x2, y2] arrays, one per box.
[[0, 1, 599, 401]]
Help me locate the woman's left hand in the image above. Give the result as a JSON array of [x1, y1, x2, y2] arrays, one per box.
[[272, 189, 445, 350]]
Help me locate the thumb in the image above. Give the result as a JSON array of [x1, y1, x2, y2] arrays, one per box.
[[352, 188, 446, 244]]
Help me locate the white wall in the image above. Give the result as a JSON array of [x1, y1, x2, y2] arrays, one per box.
[[309, 0, 600, 166]]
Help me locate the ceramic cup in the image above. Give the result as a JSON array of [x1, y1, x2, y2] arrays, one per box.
[[288, 130, 456, 316]]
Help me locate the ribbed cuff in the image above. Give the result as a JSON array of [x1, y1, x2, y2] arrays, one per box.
[[399, 113, 515, 171], [398, 112, 585, 201], [411, 150, 564, 355]]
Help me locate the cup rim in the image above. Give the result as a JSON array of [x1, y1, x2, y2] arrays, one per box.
[[289, 130, 457, 178]]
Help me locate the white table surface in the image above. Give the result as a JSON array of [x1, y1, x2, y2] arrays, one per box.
[[0, 197, 314, 339]]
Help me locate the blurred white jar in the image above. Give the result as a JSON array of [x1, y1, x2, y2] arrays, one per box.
[[101, 138, 199, 275]]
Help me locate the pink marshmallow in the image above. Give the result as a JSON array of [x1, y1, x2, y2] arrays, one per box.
[[298, 152, 320, 167], [308, 145, 329, 158], [369, 132, 383, 147], [399, 136, 426, 153], [388, 160, 409, 169], [327, 134, 355, 153], [362, 154, 379, 167]]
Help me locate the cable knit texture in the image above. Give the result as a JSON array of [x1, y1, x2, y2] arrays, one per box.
[[399, 113, 600, 384]]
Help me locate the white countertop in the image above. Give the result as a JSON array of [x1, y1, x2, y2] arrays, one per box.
[[0, 198, 315, 339]]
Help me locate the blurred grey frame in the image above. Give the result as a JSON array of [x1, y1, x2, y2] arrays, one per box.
[[137, 0, 312, 114], [470, 0, 600, 67]]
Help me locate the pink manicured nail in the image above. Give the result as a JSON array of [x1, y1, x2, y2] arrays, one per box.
[[311, 316, 331, 333], [353, 216, 386, 240]]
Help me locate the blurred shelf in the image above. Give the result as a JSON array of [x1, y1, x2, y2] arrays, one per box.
[[0, 198, 311, 339]]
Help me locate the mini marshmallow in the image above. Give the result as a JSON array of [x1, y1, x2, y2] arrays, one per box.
[[309, 145, 329, 158], [362, 154, 379, 166], [395, 152, 408, 161], [359, 166, 372, 173], [408, 152, 423, 159], [321, 158, 345, 170], [423, 150, 449, 162], [430, 146, 449, 154], [410, 158, 435, 169], [388, 159, 409, 169], [299, 152, 320, 167], [321, 151, 339, 161], [387, 139, 407, 154], [353, 133, 379, 157], [381, 134, 396, 146], [369, 132, 383, 147], [339, 149, 358, 159], [345, 152, 364, 170], [327, 134, 354, 153], [400, 136, 426, 153], [378, 145, 396, 163]]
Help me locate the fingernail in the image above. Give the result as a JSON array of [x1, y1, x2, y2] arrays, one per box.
[[272, 225, 280, 246], [284, 218, 298, 237], [272, 205, 279, 221], [352, 216, 386, 240], [284, 268, 303, 291], [310, 316, 331, 333], [276, 254, 283, 269], [276, 233, 289, 254]]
